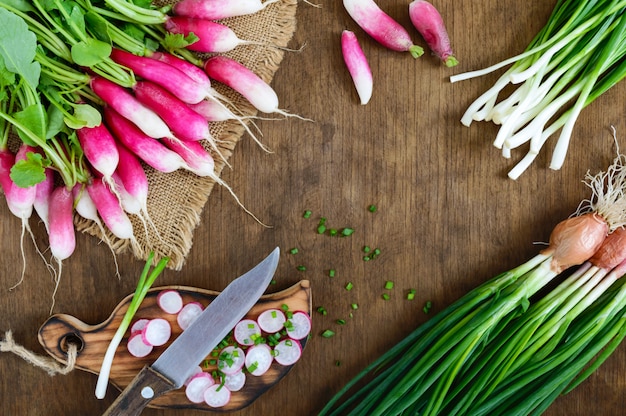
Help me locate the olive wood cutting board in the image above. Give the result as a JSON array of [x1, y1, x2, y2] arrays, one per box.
[[37, 280, 312, 412]]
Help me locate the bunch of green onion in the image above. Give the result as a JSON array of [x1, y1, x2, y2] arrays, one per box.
[[319, 155, 626, 415], [451, 0, 626, 179]]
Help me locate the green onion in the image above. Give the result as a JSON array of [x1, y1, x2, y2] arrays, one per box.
[[290, 247, 299, 254], [336, 319, 346, 325], [385, 281, 394, 290], [368, 204, 377, 213], [329, 228, 338, 236], [317, 224, 327, 234], [381, 293, 390, 301], [363, 246, 371, 253], [407, 289, 416, 300], [341, 228, 355, 237], [317, 306, 328, 315], [322, 329, 335, 338], [329, 269, 336, 277], [423, 300, 432, 314], [297, 265, 307, 272], [345, 282, 354, 291], [303, 210, 312, 218], [351, 303, 359, 310]]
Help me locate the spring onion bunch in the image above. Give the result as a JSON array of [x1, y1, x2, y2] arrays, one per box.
[[451, 0, 626, 179], [319, 154, 626, 415]]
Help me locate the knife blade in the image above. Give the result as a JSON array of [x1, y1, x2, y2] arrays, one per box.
[[102, 247, 280, 416]]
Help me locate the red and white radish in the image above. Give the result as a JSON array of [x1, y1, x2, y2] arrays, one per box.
[[48, 186, 76, 261], [223, 370, 246, 392], [162, 138, 216, 177], [127, 332, 153, 358], [217, 345, 246, 375], [188, 99, 240, 122], [185, 372, 215, 403], [245, 343, 273, 376], [164, 17, 262, 53], [0, 148, 15, 194], [286, 311, 312, 340], [6, 144, 37, 220], [157, 290, 184, 314], [110, 172, 141, 215], [173, 0, 280, 20], [76, 123, 119, 184], [103, 107, 187, 174], [203, 384, 231, 408], [147, 51, 212, 89], [130, 318, 150, 335], [33, 167, 54, 231], [273, 338, 302, 366], [177, 302, 204, 330], [341, 30, 373, 105], [408, 0, 457, 67], [86, 179, 135, 240], [343, 0, 423, 58], [141, 318, 171, 347], [90, 76, 174, 139], [233, 319, 262, 346], [257, 308, 286, 333]]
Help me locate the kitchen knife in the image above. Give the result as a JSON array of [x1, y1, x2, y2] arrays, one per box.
[[102, 247, 280, 416]]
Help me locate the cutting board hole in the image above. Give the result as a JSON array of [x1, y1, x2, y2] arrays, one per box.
[[60, 333, 84, 354]]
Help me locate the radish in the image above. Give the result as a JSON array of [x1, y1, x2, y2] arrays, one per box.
[[172, 0, 280, 20], [177, 301, 204, 330], [343, 0, 423, 58], [273, 338, 302, 366], [76, 123, 120, 184], [126, 332, 153, 358], [110, 48, 208, 105], [48, 186, 76, 261], [157, 290, 184, 314], [257, 308, 286, 333], [223, 370, 246, 392], [90, 76, 174, 139], [103, 107, 187, 174], [146, 51, 212, 89], [33, 167, 54, 231], [185, 372, 215, 404], [408, 0, 458, 67], [164, 17, 262, 53], [203, 384, 231, 408], [233, 318, 262, 346], [0, 148, 15, 194], [86, 179, 135, 240], [188, 99, 242, 122], [286, 311, 312, 340], [110, 172, 141, 215], [245, 343, 273, 376], [184, 366, 204, 386], [341, 30, 373, 105], [141, 318, 171, 347], [130, 318, 150, 335], [217, 345, 246, 375], [162, 139, 216, 177]]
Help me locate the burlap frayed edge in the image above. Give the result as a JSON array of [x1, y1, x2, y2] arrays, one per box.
[[76, 0, 299, 270]]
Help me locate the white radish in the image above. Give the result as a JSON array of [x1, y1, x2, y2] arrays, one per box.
[[141, 318, 171, 347], [157, 290, 184, 314], [257, 308, 287, 333], [87, 179, 135, 240], [164, 17, 262, 53], [177, 302, 204, 330], [184, 366, 204, 386], [33, 167, 54, 231], [48, 186, 76, 261], [185, 372, 215, 403], [130, 318, 150, 334], [76, 123, 120, 184], [126, 332, 153, 358], [273, 338, 302, 366], [286, 311, 312, 340], [173, 0, 280, 20], [203, 384, 231, 408], [233, 319, 262, 346], [217, 345, 246, 375], [245, 343, 273, 376], [341, 30, 373, 105]]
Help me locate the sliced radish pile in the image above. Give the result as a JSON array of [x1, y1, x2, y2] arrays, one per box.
[[185, 372, 215, 404], [130, 318, 150, 335], [177, 301, 204, 330], [157, 289, 184, 314], [286, 311, 312, 340], [204, 384, 231, 408], [273, 338, 302, 366], [223, 370, 246, 392], [217, 345, 245, 375], [141, 318, 171, 347], [233, 319, 261, 346], [127, 332, 153, 357], [245, 344, 273, 376], [257, 308, 286, 333]]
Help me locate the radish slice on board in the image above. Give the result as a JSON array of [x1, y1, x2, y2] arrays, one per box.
[[257, 308, 286, 333], [141, 318, 171, 347], [157, 290, 184, 314], [130, 318, 150, 335], [204, 384, 231, 408], [245, 344, 273, 376], [185, 372, 215, 404], [126, 332, 153, 358], [217, 345, 246, 375], [273, 339, 302, 366], [177, 302, 204, 330], [223, 370, 246, 392], [233, 319, 262, 346], [286, 311, 312, 340], [184, 366, 204, 386]]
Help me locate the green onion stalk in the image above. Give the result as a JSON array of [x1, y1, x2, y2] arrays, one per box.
[[319, 154, 626, 416], [451, 0, 626, 179]]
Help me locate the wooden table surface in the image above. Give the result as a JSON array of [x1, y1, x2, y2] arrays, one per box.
[[2, 1, 626, 415]]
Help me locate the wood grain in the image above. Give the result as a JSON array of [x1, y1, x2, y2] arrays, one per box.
[[2, 1, 626, 415]]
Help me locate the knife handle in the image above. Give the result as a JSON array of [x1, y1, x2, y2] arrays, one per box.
[[102, 366, 177, 416]]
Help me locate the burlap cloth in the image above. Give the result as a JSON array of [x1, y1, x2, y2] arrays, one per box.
[[76, 0, 299, 270]]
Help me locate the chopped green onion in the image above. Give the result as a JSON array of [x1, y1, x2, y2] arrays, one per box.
[[363, 246, 371, 253], [317, 306, 328, 315], [382, 293, 390, 301], [303, 210, 312, 218], [329, 228, 338, 236], [329, 269, 336, 278], [336, 319, 346, 325], [423, 301, 432, 313], [363, 256, 371, 262], [335, 360, 342, 366], [290, 247, 299, 254], [297, 265, 307, 272], [345, 282, 354, 291], [368, 204, 377, 212], [351, 303, 359, 310], [341, 228, 355, 237], [322, 329, 335, 338], [407, 289, 416, 300], [317, 224, 327, 234], [385, 281, 394, 290]]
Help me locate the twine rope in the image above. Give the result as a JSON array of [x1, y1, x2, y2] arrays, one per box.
[[0, 330, 77, 376]]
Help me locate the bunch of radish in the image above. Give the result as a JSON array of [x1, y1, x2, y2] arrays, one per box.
[[0, 0, 295, 284], [341, 0, 457, 104], [126, 289, 311, 408]]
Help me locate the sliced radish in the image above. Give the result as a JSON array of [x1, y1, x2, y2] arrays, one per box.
[[286, 311, 312, 340], [233, 319, 262, 346], [217, 345, 245, 375], [273, 339, 302, 366], [223, 370, 246, 392], [257, 308, 286, 334], [157, 290, 184, 314], [130, 318, 150, 335], [245, 344, 273, 376], [185, 372, 215, 404], [141, 318, 171, 347], [126, 332, 153, 358], [177, 302, 204, 330], [204, 384, 231, 408], [184, 366, 204, 386]]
